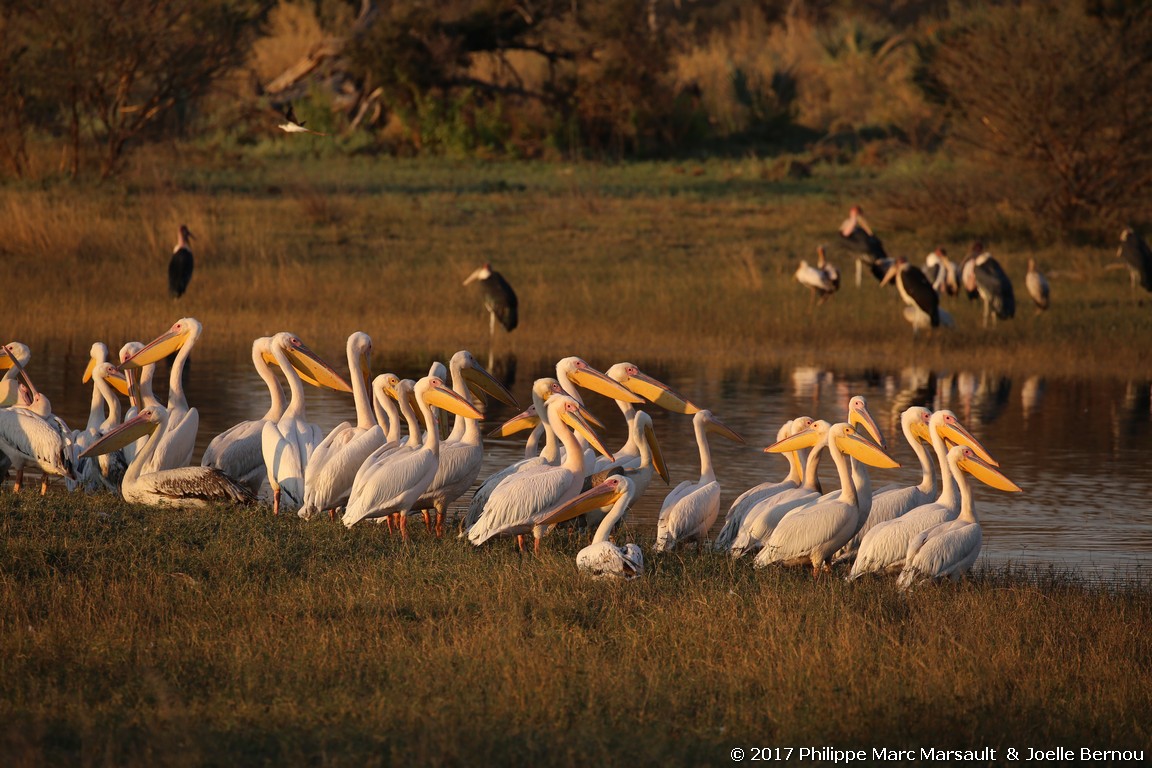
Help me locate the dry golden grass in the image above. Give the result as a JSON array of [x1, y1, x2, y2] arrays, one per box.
[[1, 154, 1149, 381], [1, 492, 1148, 764]]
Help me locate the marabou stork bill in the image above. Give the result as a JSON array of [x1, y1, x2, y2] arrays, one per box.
[[168, 225, 194, 299]]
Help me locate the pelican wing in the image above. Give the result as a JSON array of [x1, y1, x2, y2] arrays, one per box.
[[468, 465, 575, 545], [343, 448, 437, 527], [202, 419, 268, 492], [577, 541, 645, 580], [302, 424, 385, 517], [847, 502, 955, 579], [0, 408, 73, 476], [655, 480, 720, 551], [138, 467, 255, 505], [898, 521, 982, 588], [757, 499, 856, 567]]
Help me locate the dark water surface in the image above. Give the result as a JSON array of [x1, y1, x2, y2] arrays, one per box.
[[31, 344, 1152, 583]]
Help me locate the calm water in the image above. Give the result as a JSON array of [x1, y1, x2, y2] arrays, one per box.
[[30, 343, 1152, 583]]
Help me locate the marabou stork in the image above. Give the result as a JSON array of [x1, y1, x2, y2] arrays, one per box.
[[961, 243, 1015, 327], [839, 205, 891, 286], [881, 257, 940, 334], [1117, 227, 1152, 297], [168, 225, 194, 299], [1025, 259, 1050, 314], [464, 262, 518, 340], [923, 247, 958, 296], [794, 245, 839, 305]]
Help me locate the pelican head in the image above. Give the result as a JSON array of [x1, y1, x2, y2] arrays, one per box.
[[830, 422, 900, 469], [82, 342, 110, 383], [765, 419, 831, 454], [952, 445, 1021, 492], [694, 409, 745, 444], [606, 362, 699, 414], [121, 317, 202, 369], [930, 409, 998, 466], [556, 357, 643, 405], [80, 406, 167, 459], [416, 375, 484, 421], [549, 393, 614, 460], [454, 349, 518, 408], [904, 406, 934, 443], [847, 395, 887, 450], [271, 332, 353, 392], [539, 475, 635, 528]]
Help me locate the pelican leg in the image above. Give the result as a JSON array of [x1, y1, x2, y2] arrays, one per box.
[[272, 487, 281, 516], [399, 513, 410, 542], [516, 534, 526, 553], [533, 535, 541, 556], [422, 509, 433, 534], [14, 468, 23, 493], [434, 503, 446, 539], [41, 475, 49, 495]]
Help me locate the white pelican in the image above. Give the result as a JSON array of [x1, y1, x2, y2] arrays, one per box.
[[117, 341, 162, 468], [755, 422, 899, 575], [73, 354, 130, 493], [468, 393, 613, 553], [168, 225, 194, 299], [1025, 258, 1050, 314], [79, 406, 254, 507], [744, 395, 885, 556], [717, 417, 814, 553], [653, 409, 745, 553], [729, 420, 831, 559], [0, 350, 74, 493], [120, 317, 203, 472], [594, 361, 696, 476], [0, 342, 32, 407], [847, 409, 996, 580], [584, 409, 664, 509], [539, 475, 645, 580], [342, 375, 483, 537], [260, 332, 352, 515], [833, 406, 934, 563], [896, 445, 1022, 590], [461, 377, 567, 533], [411, 350, 518, 536], [300, 332, 384, 520], [201, 337, 285, 495]]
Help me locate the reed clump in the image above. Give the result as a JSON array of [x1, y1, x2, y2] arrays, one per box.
[[0, 492, 1149, 764]]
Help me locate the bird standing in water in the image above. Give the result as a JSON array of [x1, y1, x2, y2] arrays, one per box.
[[168, 225, 194, 299]]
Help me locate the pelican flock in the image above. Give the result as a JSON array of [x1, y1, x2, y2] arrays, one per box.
[[3, 289, 1030, 590]]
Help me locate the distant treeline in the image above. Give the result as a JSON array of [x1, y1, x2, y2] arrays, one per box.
[[2, 1, 1150, 234]]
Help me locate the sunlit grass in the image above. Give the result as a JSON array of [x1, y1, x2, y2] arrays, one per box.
[[0, 491, 1148, 764], [5, 156, 1146, 384]]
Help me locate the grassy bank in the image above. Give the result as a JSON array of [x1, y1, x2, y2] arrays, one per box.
[[1, 492, 1149, 764], [3, 154, 1150, 380]]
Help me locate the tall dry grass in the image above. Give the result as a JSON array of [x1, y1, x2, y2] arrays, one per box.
[[1, 155, 1149, 380], [1, 492, 1148, 764]]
